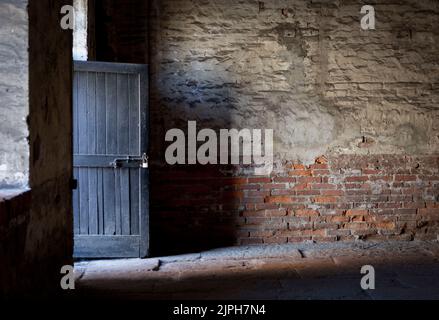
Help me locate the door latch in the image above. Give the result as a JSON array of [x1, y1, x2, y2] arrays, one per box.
[[110, 157, 128, 169], [109, 153, 149, 169]]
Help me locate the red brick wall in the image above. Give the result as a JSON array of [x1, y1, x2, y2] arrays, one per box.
[[151, 155, 439, 254]]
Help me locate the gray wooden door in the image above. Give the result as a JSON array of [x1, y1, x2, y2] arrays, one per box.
[[73, 61, 149, 258]]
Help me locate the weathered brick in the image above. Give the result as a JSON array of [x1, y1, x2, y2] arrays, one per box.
[[245, 190, 270, 198], [346, 176, 369, 182], [375, 221, 396, 230], [321, 190, 344, 196], [346, 190, 371, 196], [153, 155, 439, 250], [295, 209, 319, 217], [253, 203, 279, 210], [265, 196, 300, 204], [242, 210, 265, 217], [296, 190, 321, 196], [327, 229, 351, 237], [237, 184, 260, 190], [273, 177, 296, 183], [346, 209, 368, 216], [312, 169, 331, 176], [395, 175, 417, 182], [311, 183, 336, 189], [248, 177, 271, 184], [329, 215, 350, 223], [271, 189, 295, 196], [263, 237, 288, 244], [242, 197, 264, 204], [292, 183, 309, 190], [314, 196, 337, 203], [395, 208, 417, 215], [287, 236, 312, 242], [249, 230, 274, 238], [262, 183, 287, 190], [240, 238, 263, 245], [312, 236, 337, 242], [297, 176, 322, 184], [418, 208, 439, 216], [362, 169, 381, 175], [309, 163, 329, 170], [289, 170, 313, 177], [342, 222, 369, 230], [265, 209, 288, 217]]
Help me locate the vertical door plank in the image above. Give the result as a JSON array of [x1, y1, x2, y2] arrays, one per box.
[[77, 71, 88, 154], [87, 72, 97, 154], [73, 73, 79, 154], [96, 73, 106, 155], [72, 70, 80, 234], [120, 169, 131, 235], [97, 168, 104, 235], [106, 73, 118, 154], [117, 74, 129, 155], [77, 71, 89, 235], [117, 73, 131, 235], [79, 168, 89, 234], [129, 74, 140, 155], [103, 168, 116, 235], [115, 168, 122, 235], [104, 73, 117, 235], [88, 168, 98, 234], [87, 73, 98, 234], [73, 167, 80, 235], [128, 74, 140, 235], [96, 73, 106, 235], [129, 169, 140, 235]]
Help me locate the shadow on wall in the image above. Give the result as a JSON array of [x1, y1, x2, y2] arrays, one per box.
[[96, 0, 439, 255], [149, 121, 253, 256], [150, 163, 242, 256], [93, 0, 242, 255], [145, 0, 324, 255]]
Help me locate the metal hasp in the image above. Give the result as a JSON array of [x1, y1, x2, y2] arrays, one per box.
[[110, 153, 149, 169]]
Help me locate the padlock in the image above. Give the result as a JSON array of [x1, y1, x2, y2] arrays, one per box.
[[141, 153, 149, 168]]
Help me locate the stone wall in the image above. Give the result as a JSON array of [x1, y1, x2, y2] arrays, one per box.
[[0, 0, 29, 188], [147, 0, 439, 254], [0, 178, 72, 296], [0, 0, 73, 297], [149, 0, 439, 164]]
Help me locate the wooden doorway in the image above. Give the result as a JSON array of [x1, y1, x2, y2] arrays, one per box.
[[72, 61, 149, 258]]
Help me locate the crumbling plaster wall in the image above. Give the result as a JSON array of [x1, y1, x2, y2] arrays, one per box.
[[0, 0, 29, 188], [73, 0, 88, 60], [150, 0, 439, 165]]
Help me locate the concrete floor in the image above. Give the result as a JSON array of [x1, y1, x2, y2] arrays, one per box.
[[74, 241, 439, 300]]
